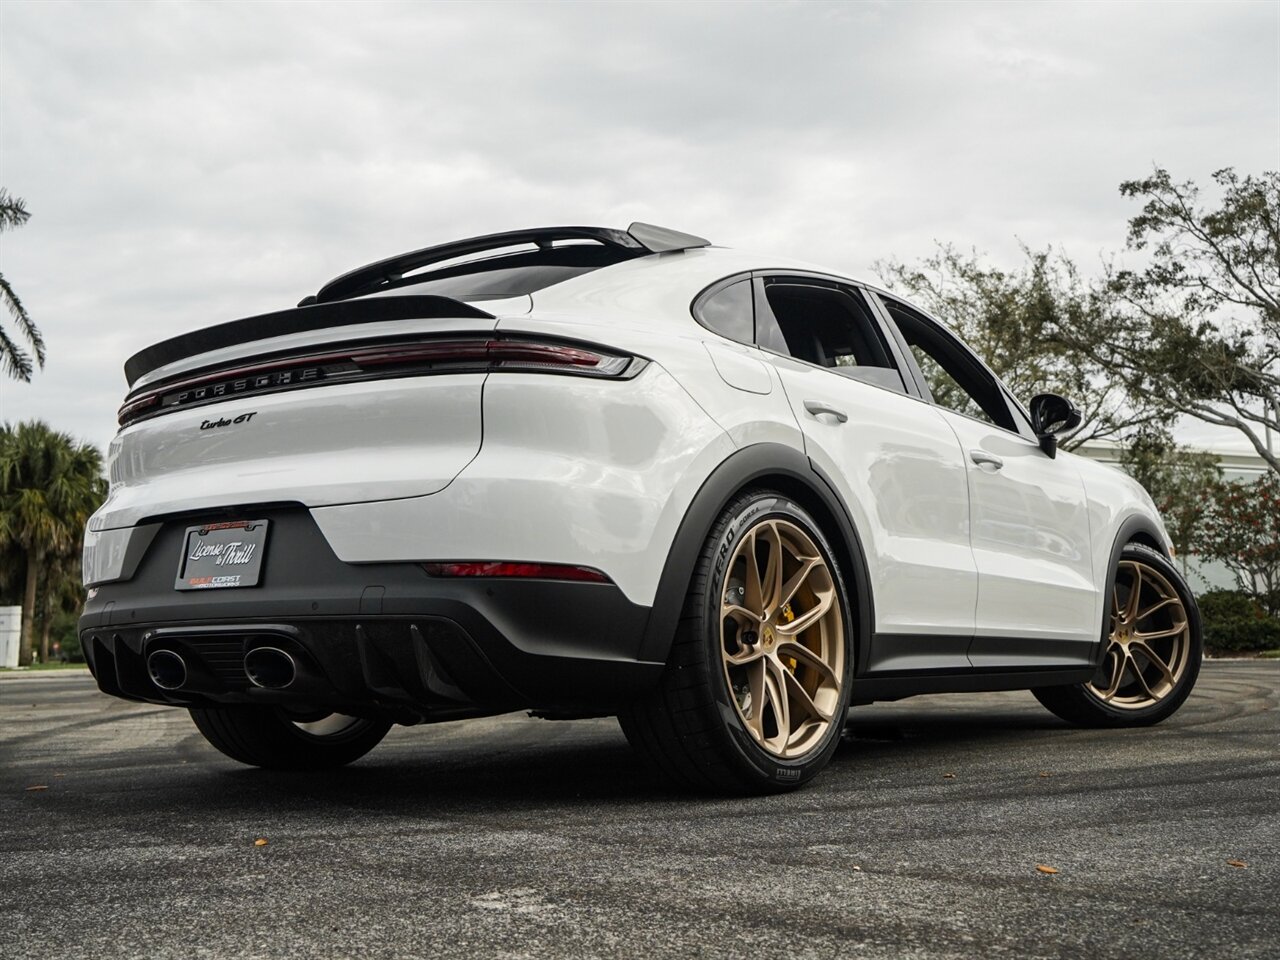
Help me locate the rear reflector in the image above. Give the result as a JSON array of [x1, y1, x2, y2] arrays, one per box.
[[422, 561, 611, 583], [118, 336, 638, 426]]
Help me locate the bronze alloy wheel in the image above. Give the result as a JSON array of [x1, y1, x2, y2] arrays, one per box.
[[1087, 558, 1193, 709], [719, 518, 845, 759]]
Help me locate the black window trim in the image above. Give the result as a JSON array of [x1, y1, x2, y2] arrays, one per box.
[[869, 290, 1038, 443], [747, 271, 922, 400]]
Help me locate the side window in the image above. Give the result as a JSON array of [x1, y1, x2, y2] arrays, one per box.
[[694, 278, 754, 345], [879, 296, 1017, 432], [756, 279, 906, 393]]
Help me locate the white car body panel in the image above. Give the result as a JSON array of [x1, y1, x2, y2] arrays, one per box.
[[310, 364, 733, 608], [1072, 452, 1173, 631], [93, 374, 486, 531], [763, 353, 978, 646], [493, 313, 807, 454], [938, 410, 1097, 656]]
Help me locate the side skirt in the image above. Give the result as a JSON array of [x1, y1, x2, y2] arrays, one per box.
[[851, 665, 1094, 705], [855, 626, 1095, 703]]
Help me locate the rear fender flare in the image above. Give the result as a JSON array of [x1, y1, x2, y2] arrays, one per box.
[[638, 443, 875, 673]]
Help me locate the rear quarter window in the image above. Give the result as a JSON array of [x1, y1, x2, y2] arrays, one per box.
[[694, 279, 754, 345]]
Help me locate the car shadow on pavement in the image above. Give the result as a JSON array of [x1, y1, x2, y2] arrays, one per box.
[[175, 706, 1072, 814]]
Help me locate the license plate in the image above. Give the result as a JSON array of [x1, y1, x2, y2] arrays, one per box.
[[175, 519, 269, 591]]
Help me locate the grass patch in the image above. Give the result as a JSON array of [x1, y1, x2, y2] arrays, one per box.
[[1260, 649, 1280, 659]]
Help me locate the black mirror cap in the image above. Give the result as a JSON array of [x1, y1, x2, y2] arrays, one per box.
[[1029, 393, 1082, 458]]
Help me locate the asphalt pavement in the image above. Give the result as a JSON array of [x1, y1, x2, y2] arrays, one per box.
[[1, 661, 1277, 960]]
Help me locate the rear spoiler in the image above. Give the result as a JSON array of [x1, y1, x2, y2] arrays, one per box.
[[124, 295, 494, 387], [311, 222, 712, 305]]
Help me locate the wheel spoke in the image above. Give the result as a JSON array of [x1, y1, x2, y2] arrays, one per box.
[[1130, 640, 1176, 688], [761, 522, 784, 613], [723, 603, 758, 625], [1134, 624, 1186, 641], [762, 657, 790, 747], [1099, 647, 1126, 701], [1131, 659, 1161, 701], [742, 529, 764, 615], [725, 643, 766, 666], [777, 640, 838, 690], [773, 556, 821, 619], [1123, 562, 1143, 621], [1136, 596, 1180, 621], [745, 659, 767, 740], [780, 661, 833, 723], [777, 588, 836, 637]]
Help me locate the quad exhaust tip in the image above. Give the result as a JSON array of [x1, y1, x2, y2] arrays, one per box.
[[244, 646, 297, 690], [147, 649, 188, 691]]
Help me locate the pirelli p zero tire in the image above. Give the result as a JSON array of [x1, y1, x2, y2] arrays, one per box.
[[1034, 543, 1202, 728], [620, 490, 854, 793], [189, 706, 392, 770]]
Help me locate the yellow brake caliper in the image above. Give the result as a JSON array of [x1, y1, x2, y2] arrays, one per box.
[[781, 603, 798, 672]]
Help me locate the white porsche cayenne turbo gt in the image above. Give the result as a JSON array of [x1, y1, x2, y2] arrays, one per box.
[[81, 223, 1202, 792]]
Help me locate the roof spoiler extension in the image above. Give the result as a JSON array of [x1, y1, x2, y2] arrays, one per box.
[[307, 222, 712, 305]]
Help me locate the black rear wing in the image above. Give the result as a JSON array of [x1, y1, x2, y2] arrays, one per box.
[[124, 295, 494, 387], [311, 222, 711, 304]]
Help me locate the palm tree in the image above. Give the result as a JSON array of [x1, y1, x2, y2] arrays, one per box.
[[0, 189, 45, 381], [0, 422, 105, 665]]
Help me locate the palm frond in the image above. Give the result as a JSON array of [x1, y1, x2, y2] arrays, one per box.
[[0, 189, 31, 232], [0, 271, 44, 380]]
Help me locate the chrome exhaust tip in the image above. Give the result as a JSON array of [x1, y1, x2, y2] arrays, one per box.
[[147, 649, 188, 691], [244, 646, 297, 689]]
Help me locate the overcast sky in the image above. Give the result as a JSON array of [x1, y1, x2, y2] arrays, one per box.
[[1, 0, 1277, 455]]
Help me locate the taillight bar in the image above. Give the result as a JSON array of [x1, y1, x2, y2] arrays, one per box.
[[422, 561, 611, 583], [118, 336, 640, 426]]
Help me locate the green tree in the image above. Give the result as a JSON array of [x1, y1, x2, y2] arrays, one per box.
[[1194, 472, 1280, 615], [1056, 168, 1279, 475], [0, 189, 45, 382], [0, 422, 105, 665], [1117, 425, 1222, 560], [36, 550, 86, 663], [874, 243, 1156, 450]]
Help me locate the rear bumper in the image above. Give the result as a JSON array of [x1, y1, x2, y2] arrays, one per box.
[[80, 508, 661, 720]]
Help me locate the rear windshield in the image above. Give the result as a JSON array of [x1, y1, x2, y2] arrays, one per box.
[[394, 263, 606, 301], [371, 246, 637, 302]]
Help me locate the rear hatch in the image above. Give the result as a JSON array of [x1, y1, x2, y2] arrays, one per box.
[[95, 295, 503, 531]]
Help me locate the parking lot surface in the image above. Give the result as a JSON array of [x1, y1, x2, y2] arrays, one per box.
[[1, 661, 1277, 959]]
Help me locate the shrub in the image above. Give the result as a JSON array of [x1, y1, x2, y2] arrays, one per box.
[[1198, 589, 1280, 654]]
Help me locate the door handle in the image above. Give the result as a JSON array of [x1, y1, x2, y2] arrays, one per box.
[[804, 400, 848, 423], [970, 450, 1004, 470]]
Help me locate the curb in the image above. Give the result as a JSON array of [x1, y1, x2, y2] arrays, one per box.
[[0, 668, 93, 681]]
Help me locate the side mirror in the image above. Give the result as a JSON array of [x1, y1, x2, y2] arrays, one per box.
[[1029, 393, 1082, 458]]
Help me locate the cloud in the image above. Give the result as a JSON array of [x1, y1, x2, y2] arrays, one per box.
[[1, 0, 1276, 453]]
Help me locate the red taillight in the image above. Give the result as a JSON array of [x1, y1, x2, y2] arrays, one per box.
[[117, 394, 159, 422], [349, 338, 627, 374], [422, 561, 611, 583], [118, 336, 637, 426]]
